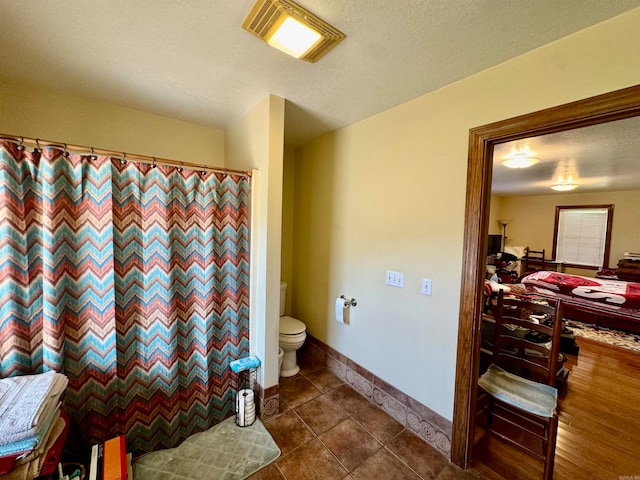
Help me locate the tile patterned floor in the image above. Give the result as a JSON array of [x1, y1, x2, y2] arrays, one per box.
[[248, 363, 483, 480]]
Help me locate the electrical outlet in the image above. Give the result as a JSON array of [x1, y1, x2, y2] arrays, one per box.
[[421, 278, 432, 296], [386, 270, 404, 288]]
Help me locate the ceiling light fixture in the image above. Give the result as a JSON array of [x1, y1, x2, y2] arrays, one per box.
[[551, 160, 579, 192], [242, 0, 345, 63], [551, 182, 578, 192], [501, 153, 540, 169]]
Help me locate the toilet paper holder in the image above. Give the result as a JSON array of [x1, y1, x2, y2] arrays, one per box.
[[340, 295, 357, 307]]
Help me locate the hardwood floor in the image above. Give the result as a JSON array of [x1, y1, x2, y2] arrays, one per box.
[[471, 336, 640, 480]]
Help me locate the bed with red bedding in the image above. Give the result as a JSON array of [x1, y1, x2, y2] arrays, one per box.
[[518, 271, 640, 333]]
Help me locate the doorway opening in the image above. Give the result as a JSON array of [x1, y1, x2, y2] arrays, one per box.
[[450, 84, 640, 468]]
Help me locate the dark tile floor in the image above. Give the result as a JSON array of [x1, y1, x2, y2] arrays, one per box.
[[248, 363, 483, 480]]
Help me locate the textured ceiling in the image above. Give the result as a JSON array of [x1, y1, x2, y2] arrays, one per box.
[[1, 0, 639, 148], [492, 116, 640, 196]]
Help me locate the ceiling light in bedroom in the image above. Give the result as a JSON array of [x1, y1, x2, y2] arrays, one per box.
[[551, 182, 578, 191], [501, 153, 539, 169], [242, 0, 345, 63], [551, 160, 579, 191], [501, 145, 540, 169]]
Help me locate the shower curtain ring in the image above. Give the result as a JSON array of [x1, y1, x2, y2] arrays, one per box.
[[34, 139, 42, 154], [17, 137, 25, 151], [178, 162, 183, 173], [152, 157, 157, 168], [63, 143, 70, 158], [90, 147, 97, 161], [120, 152, 127, 165]]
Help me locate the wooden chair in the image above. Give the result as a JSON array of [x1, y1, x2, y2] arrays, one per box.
[[523, 247, 546, 273], [476, 290, 564, 480]]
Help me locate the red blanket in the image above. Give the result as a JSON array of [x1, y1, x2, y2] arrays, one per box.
[[521, 271, 640, 310]]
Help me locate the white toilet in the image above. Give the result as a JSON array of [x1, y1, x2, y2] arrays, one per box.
[[279, 282, 307, 377]]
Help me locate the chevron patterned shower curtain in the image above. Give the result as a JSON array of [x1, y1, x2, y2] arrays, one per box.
[[0, 141, 250, 453]]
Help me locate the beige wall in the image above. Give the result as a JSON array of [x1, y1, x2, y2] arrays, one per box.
[[226, 94, 285, 389], [281, 146, 296, 315], [291, 8, 640, 420], [496, 189, 640, 275], [0, 78, 224, 165], [488, 195, 505, 236]]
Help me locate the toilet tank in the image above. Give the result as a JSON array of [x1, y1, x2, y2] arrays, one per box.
[[280, 281, 287, 316]]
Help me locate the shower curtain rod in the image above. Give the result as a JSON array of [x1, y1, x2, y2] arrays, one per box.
[[0, 133, 252, 178]]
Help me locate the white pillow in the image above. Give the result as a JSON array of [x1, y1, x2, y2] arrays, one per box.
[[487, 280, 511, 293], [504, 245, 526, 259]]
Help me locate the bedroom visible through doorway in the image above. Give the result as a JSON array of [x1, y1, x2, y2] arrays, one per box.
[[450, 84, 640, 471]]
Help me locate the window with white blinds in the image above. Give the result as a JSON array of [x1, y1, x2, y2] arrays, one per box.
[[554, 205, 613, 268]]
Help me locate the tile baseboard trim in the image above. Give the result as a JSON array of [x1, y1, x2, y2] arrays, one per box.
[[256, 383, 280, 421], [300, 334, 452, 458]]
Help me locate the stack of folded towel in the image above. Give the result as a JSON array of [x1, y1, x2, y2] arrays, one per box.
[[0, 371, 69, 480]]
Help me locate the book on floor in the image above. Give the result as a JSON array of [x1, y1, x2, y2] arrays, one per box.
[[89, 435, 128, 480], [103, 435, 127, 480], [88, 442, 104, 480], [126, 453, 133, 480]]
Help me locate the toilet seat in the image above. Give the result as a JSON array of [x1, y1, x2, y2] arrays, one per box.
[[279, 316, 306, 335]]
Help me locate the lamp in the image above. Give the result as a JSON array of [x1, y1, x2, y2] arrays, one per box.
[[498, 219, 511, 250], [243, 0, 345, 62]]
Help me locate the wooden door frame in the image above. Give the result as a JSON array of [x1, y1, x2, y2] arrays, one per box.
[[450, 84, 640, 468]]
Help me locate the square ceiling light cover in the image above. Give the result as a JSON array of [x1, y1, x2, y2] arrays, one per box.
[[243, 0, 345, 63]]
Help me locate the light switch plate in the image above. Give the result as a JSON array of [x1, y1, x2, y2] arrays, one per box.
[[386, 270, 404, 288], [421, 278, 432, 296]]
